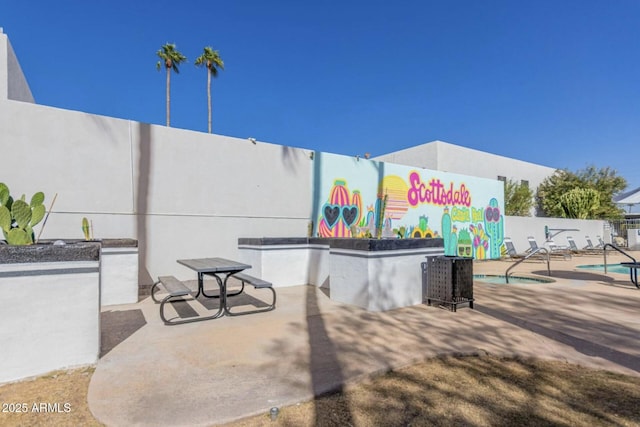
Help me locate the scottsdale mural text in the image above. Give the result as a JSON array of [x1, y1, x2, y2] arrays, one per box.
[[407, 172, 471, 207]]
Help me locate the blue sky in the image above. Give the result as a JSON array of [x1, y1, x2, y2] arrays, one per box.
[[2, 0, 640, 192]]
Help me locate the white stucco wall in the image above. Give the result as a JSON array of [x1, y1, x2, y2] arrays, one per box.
[[375, 140, 556, 195], [237, 244, 312, 287], [100, 247, 139, 306], [1, 97, 313, 283], [329, 246, 444, 311], [504, 216, 608, 254]]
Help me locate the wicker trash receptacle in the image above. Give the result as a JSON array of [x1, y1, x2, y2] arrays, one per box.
[[422, 256, 474, 312]]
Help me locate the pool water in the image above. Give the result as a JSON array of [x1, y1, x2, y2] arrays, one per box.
[[576, 264, 631, 275], [473, 274, 554, 285]]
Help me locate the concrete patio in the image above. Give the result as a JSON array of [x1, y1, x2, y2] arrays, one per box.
[[88, 251, 640, 426]]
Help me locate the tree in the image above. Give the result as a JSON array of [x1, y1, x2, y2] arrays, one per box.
[[537, 170, 582, 217], [156, 43, 187, 127], [537, 166, 627, 219], [576, 166, 627, 218], [195, 47, 224, 134], [504, 179, 534, 216]]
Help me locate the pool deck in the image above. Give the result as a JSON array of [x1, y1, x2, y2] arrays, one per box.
[[88, 250, 640, 426]]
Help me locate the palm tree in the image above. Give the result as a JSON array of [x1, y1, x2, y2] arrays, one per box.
[[194, 47, 224, 133], [156, 43, 187, 127]]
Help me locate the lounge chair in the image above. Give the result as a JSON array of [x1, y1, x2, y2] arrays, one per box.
[[503, 237, 526, 258], [527, 236, 540, 252], [566, 236, 581, 252], [504, 237, 547, 261], [584, 236, 604, 251], [528, 236, 571, 259], [548, 238, 570, 251], [566, 236, 599, 255]]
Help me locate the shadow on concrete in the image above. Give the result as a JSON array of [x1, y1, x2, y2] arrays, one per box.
[[90, 279, 640, 425], [532, 268, 639, 289], [534, 270, 614, 282], [475, 303, 640, 373], [167, 298, 200, 319], [100, 309, 146, 357], [306, 284, 354, 425]]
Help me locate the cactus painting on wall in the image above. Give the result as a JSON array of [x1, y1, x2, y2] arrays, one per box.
[[312, 153, 505, 259], [483, 198, 504, 258]]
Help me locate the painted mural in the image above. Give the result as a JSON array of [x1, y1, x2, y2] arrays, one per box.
[[312, 152, 505, 259]]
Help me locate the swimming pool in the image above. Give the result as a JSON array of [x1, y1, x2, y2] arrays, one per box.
[[576, 263, 631, 274], [473, 274, 555, 285]]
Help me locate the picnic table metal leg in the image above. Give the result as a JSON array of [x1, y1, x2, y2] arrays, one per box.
[[201, 273, 233, 316], [209, 272, 249, 316], [216, 272, 246, 316], [199, 272, 245, 299], [225, 274, 245, 297], [221, 273, 235, 316], [194, 272, 203, 298], [200, 272, 222, 298]]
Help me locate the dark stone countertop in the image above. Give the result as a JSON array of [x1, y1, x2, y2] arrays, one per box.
[[238, 237, 444, 252], [320, 237, 444, 251], [238, 237, 310, 246], [36, 238, 138, 248], [0, 241, 101, 263]]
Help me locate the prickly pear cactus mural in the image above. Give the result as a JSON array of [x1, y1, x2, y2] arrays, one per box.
[[484, 197, 504, 258], [469, 224, 489, 259], [317, 180, 362, 237]]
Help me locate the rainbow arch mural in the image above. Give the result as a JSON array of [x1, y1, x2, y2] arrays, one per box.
[[311, 152, 505, 260]]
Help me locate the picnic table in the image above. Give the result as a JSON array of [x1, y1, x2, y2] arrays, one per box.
[[178, 257, 251, 300], [151, 257, 275, 324]]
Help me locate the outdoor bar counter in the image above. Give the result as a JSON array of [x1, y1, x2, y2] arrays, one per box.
[[238, 237, 445, 311], [0, 241, 102, 383]]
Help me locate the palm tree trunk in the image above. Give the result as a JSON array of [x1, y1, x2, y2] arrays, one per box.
[[166, 68, 171, 127], [207, 70, 212, 133]]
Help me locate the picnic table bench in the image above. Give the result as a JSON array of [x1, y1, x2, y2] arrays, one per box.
[[151, 275, 222, 325], [230, 272, 277, 315]]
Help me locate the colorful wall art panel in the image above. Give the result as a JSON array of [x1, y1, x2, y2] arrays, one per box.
[[311, 152, 505, 259]]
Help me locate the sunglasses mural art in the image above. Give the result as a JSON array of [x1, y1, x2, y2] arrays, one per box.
[[312, 152, 505, 260]]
